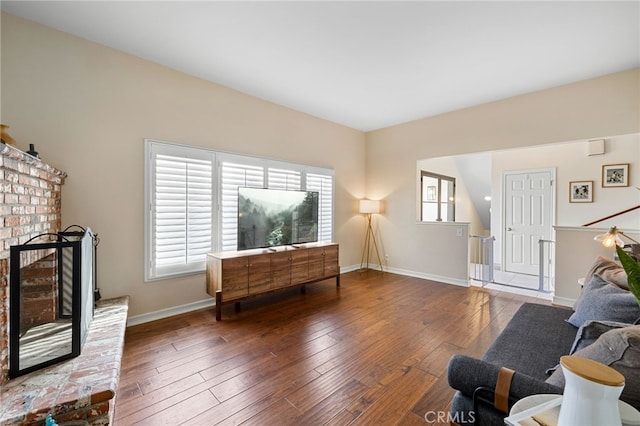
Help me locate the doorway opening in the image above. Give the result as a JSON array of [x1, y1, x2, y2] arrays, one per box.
[[469, 168, 556, 297]]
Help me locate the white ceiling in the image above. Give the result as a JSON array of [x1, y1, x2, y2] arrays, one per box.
[[2, 1, 639, 131]]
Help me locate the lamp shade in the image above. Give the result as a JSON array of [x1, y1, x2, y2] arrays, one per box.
[[595, 232, 623, 248], [359, 199, 381, 214], [594, 226, 640, 248]]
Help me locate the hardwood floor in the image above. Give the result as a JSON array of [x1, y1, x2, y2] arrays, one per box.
[[115, 271, 548, 425]]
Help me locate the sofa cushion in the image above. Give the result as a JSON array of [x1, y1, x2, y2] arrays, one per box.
[[482, 303, 575, 380], [567, 275, 640, 328], [546, 325, 640, 410], [583, 255, 628, 291]]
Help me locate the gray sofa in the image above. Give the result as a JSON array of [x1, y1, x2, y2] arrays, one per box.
[[447, 303, 575, 425], [447, 254, 640, 426]]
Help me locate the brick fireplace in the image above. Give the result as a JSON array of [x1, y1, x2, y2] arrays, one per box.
[[1, 141, 129, 425], [0, 141, 66, 386]]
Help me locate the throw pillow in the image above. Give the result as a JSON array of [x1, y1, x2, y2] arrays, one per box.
[[546, 325, 640, 410], [568, 320, 631, 354], [545, 320, 630, 376], [583, 255, 628, 291], [567, 274, 640, 328]]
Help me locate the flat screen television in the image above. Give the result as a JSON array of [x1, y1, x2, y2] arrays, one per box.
[[237, 187, 319, 251]]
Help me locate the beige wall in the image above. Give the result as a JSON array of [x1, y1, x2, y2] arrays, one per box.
[[2, 12, 639, 318], [0, 13, 366, 317], [366, 69, 640, 287]]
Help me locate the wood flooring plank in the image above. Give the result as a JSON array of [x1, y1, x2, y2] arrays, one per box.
[[323, 408, 360, 426], [114, 381, 142, 405], [417, 342, 464, 378], [115, 378, 214, 425], [209, 333, 338, 402], [349, 366, 438, 424], [344, 361, 420, 417], [398, 411, 432, 426], [115, 271, 544, 425], [411, 369, 468, 418], [231, 398, 301, 426], [136, 389, 219, 425], [115, 351, 280, 425], [116, 373, 206, 420], [182, 369, 321, 425], [290, 378, 368, 425]]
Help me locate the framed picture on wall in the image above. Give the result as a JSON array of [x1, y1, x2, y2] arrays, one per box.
[[569, 181, 593, 203], [602, 163, 629, 187]]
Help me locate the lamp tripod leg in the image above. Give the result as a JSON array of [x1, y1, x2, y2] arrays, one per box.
[[360, 214, 373, 270], [369, 229, 384, 273], [360, 214, 384, 273]]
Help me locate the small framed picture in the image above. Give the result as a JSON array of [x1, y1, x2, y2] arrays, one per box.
[[569, 181, 593, 203], [602, 164, 629, 187]]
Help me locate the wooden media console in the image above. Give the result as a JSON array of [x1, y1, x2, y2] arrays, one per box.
[[206, 242, 340, 320]]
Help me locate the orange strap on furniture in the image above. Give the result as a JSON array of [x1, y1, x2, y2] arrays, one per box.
[[494, 367, 515, 413]]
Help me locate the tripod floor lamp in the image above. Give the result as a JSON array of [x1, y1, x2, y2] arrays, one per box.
[[359, 199, 384, 272]]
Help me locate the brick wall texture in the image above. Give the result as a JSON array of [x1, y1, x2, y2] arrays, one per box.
[[0, 142, 66, 386]]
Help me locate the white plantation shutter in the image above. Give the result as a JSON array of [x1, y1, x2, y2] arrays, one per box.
[[307, 173, 333, 243], [220, 161, 264, 252], [268, 168, 301, 190], [146, 141, 214, 280], [145, 139, 334, 280], [219, 161, 333, 252]]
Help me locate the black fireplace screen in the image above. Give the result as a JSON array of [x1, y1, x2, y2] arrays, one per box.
[[9, 227, 97, 378]]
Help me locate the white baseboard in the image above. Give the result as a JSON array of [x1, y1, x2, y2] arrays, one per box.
[[127, 298, 216, 326], [382, 265, 469, 287], [340, 264, 362, 273], [552, 295, 575, 307], [345, 263, 468, 287]]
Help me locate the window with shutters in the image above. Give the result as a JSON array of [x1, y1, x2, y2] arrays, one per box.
[[306, 173, 333, 243], [218, 153, 333, 253], [145, 139, 334, 281], [219, 160, 265, 252], [145, 141, 214, 280]]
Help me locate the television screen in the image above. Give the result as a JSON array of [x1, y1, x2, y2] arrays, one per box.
[[237, 187, 319, 250]]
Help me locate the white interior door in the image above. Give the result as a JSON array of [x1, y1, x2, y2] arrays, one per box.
[[503, 170, 553, 275]]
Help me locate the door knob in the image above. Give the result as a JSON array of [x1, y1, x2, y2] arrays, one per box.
[[506, 227, 512, 231]]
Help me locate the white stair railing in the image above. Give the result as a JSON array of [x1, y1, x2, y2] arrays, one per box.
[[469, 235, 555, 293], [538, 239, 555, 293], [469, 235, 495, 285]]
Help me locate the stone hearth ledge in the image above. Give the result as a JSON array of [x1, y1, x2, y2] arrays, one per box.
[[0, 296, 129, 425]]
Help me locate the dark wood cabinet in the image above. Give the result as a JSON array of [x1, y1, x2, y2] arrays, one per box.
[[206, 242, 339, 320], [308, 245, 339, 280]]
